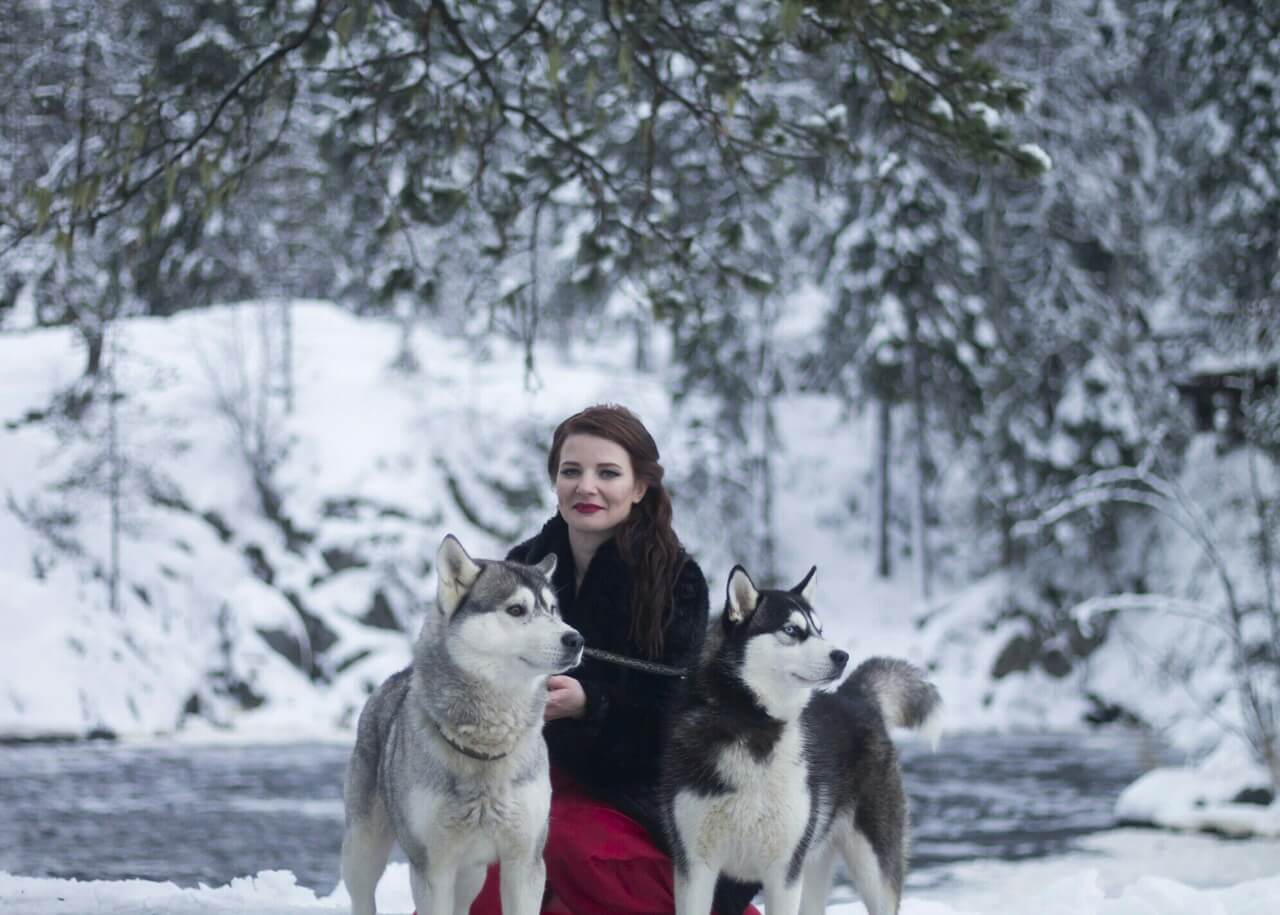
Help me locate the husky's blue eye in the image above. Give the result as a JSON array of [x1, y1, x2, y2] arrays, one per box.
[[783, 623, 800, 637], [506, 605, 527, 618]]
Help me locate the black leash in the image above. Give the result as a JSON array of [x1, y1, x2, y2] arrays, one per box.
[[582, 646, 687, 678]]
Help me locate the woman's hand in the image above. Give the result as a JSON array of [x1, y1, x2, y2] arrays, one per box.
[[545, 675, 587, 721]]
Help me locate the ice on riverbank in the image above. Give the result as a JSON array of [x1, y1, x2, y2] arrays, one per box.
[[3, 829, 1279, 914]]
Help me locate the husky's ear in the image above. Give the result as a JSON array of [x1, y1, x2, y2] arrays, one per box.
[[533, 553, 557, 581], [792, 566, 817, 605], [436, 534, 482, 618], [725, 565, 760, 625]]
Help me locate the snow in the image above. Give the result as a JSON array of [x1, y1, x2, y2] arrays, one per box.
[[968, 102, 1002, 131], [175, 22, 241, 55], [1117, 743, 1280, 838], [1017, 142, 1053, 172], [4, 829, 1279, 913], [883, 46, 926, 78], [0, 869, 337, 915]]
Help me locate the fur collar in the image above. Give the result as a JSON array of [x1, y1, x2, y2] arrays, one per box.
[[518, 514, 632, 619], [515, 514, 698, 663]]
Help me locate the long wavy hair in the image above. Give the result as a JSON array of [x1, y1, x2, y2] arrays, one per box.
[[547, 404, 684, 658]]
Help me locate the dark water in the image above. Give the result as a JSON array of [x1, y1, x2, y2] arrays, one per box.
[[899, 732, 1160, 887], [0, 732, 1156, 892]]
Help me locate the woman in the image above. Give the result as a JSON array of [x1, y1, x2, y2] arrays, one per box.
[[469, 403, 760, 915]]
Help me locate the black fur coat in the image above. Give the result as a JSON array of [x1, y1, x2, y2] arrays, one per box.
[[506, 513, 709, 797], [508, 514, 759, 914]]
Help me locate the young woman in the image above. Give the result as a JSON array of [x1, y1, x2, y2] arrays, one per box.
[[469, 403, 760, 915]]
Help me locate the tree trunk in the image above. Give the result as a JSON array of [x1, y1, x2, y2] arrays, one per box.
[[984, 168, 1018, 569], [633, 315, 650, 372], [280, 298, 295, 412], [905, 305, 932, 599], [106, 322, 121, 614], [83, 324, 104, 376], [875, 397, 893, 578], [755, 296, 777, 581], [759, 394, 777, 582]]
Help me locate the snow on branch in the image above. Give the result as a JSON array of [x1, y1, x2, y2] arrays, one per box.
[[1012, 465, 1204, 549], [1068, 593, 1232, 638]]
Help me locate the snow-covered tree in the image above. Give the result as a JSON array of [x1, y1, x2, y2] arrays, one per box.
[[968, 0, 1169, 542], [822, 147, 989, 596], [3, 1, 1037, 330], [1152, 0, 1278, 321]]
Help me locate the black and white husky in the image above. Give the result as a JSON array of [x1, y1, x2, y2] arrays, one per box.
[[661, 565, 941, 915], [341, 535, 584, 915]]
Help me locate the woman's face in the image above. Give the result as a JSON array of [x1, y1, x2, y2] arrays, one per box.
[[554, 433, 647, 540]]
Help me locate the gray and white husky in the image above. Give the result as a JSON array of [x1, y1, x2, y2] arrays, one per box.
[[341, 534, 584, 915], [661, 565, 942, 915]]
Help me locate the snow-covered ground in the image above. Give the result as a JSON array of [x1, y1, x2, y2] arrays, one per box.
[[2, 828, 1278, 914]]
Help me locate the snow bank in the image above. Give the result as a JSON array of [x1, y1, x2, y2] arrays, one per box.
[[1116, 742, 1280, 837], [905, 828, 1280, 912], [0, 869, 337, 914]]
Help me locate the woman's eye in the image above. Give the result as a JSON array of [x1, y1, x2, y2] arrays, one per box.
[[600, 469, 619, 478], [560, 468, 579, 478], [506, 605, 527, 617]]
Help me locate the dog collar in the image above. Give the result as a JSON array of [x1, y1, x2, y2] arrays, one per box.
[[431, 720, 510, 762]]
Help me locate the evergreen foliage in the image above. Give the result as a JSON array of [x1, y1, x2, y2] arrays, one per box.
[[2, 0, 1036, 326]]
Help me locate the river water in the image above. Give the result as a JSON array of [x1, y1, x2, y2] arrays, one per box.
[[0, 732, 1157, 893]]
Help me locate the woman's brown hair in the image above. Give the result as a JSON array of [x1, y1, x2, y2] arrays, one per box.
[[547, 404, 684, 658]]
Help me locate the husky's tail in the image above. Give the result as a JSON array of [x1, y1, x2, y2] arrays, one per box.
[[840, 657, 943, 749]]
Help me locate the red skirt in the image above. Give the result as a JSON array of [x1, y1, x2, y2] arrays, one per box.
[[466, 769, 761, 915]]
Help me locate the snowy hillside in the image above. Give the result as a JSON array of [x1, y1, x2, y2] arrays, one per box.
[[1, 302, 678, 740], [0, 301, 1027, 741]]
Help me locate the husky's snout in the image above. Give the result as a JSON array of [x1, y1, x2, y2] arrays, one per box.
[[558, 628, 585, 669], [794, 644, 849, 685]]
